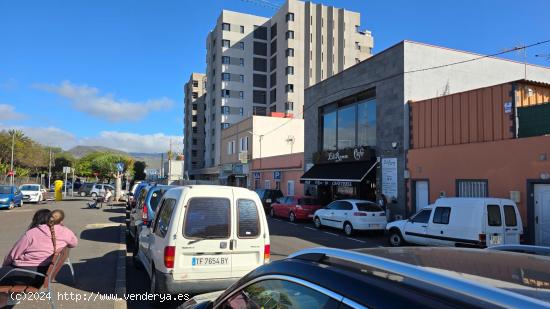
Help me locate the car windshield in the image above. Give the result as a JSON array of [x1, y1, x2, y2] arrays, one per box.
[[0, 186, 12, 194], [20, 185, 40, 191], [356, 202, 383, 212]]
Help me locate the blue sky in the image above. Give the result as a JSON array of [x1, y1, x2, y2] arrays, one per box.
[[1, 0, 549, 152]]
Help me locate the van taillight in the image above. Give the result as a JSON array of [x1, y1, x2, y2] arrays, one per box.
[[164, 246, 175, 268], [142, 203, 148, 224], [353, 212, 367, 216], [264, 244, 270, 263], [479, 233, 486, 246]]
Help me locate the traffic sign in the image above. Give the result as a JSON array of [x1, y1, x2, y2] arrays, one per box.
[[116, 162, 124, 172], [63, 166, 71, 173]]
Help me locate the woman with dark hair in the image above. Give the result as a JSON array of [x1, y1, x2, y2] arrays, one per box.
[[0, 209, 77, 305]]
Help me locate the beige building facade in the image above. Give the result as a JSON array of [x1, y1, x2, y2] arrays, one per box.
[[203, 0, 373, 172], [183, 73, 206, 178]]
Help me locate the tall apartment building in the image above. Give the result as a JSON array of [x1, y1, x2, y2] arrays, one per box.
[[183, 73, 207, 178], [203, 0, 373, 171]]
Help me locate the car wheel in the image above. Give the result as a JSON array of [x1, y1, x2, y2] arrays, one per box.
[[289, 212, 296, 223], [314, 217, 322, 229], [80, 192, 86, 197], [269, 208, 275, 218], [91, 192, 97, 198], [8, 202, 14, 209], [344, 222, 353, 236], [18, 200, 23, 207], [388, 229, 404, 247]]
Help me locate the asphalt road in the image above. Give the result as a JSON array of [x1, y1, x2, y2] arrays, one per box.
[[125, 214, 387, 308]]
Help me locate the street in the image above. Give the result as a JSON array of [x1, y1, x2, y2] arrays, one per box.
[[0, 198, 387, 309]]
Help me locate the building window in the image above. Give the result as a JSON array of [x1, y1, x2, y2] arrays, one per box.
[[254, 25, 268, 40], [222, 23, 231, 31], [285, 48, 294, 57], [270, 23, 277, 39], [239, 91, 244, 99], [285, 66, 294, 75], [192, 92, 198, 99], [275, 181, 281, 190], [456, 180, 488, 197], [211, 158, 215, 165], [192, 104, 197, 111], [222, 73, 230, 81], [192, 150, 197, 157], [286, 12, 294, 22], [253, 74, 267, 88], [253, 57, 267, 72], [270, 105, 276, 113], [222, 56, 230, 64], [270, 89, 276, 104], [211, 99, 216, 106], [285, 84, 294, 93], [285, 30, 294, 40], [264, 180, 271, 189], [320, 97, 377, 151], [221, 106, 230, 115], [238, 42, 245, 50], [239, 136, 249, 151], [240, 25, 245, 33], [270, 72, 276, 88], [253, 106, 267, 115], [192, 80, 199, 87], [227, 140, 235, 155], [270, 56, 277, 71], [192, 138, 197, 145], [355, 58, 361, 64], [239, 58, 245, 66], [270, 39, 277, 54], [222, 39, 230, 48], [253, 41, 267, 56], [287, 180, 295, 196], [253, 90, 267, 104], [355, 42, 361, 50], [239, 75, 244, 83], [192, 115, 198, 122], [285, 102, 294, 111], [221, 123, 230, 129], [211, 113, 216, 121], [221, 89, 230, 98], [211, 128, 215, 136], [192, 127, 198, 133], [239, 107, 244, 116]]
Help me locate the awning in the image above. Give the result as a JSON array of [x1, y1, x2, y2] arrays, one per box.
[[300, 160, 378, 186]]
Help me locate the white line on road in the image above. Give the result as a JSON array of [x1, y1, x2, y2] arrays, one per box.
[[323, 231, 339, 236], [304, 227, 316, 231], [346, 237, 366, 243]]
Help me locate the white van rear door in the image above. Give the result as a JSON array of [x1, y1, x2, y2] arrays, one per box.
[[503, 204, 521, 244], [231, 197, 265, 278], [485, 204, 505, 247], [173, 195, 233, 280]]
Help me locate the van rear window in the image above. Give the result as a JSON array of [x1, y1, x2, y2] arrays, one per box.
[[184, 198, 230, 239], [487, 205, 502, 226], [238, 199, 260, 238], [503, 206, 517, 227]]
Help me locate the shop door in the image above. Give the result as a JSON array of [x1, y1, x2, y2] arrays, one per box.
[[415, 181, 429, 212], [535, 184, 550, 246]]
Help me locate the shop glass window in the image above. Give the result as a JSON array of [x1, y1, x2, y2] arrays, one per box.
[[322, 109, 337, 150], [357, 99, 376, 146], [337, 104, 355, 149]]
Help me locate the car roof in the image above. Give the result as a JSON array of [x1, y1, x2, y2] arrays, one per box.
[[20, 184, 40, 187], [436, 197, 516, 204], [335, 199, 377, 204]]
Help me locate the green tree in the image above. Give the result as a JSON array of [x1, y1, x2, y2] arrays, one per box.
[[133, 161, 146, 180]]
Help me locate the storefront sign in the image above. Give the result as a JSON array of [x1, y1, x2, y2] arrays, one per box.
[[504, 102, 512, 114], [273, 171, 281, 180], [304, 180, 353, 187], [313, 146, 374, 164], [381, 158, 398, 200], [253, 172, 261, 179]]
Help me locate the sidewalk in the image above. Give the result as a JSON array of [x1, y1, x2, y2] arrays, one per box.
[[0, 198, 127, 309]]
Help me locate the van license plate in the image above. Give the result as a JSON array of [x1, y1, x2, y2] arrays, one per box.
[[489, 235, 502, 245], [192, 256, 230, 266]]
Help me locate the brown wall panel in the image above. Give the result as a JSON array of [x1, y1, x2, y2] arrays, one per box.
[[460, 92, 469, 144], [452, 94, 461, 144]]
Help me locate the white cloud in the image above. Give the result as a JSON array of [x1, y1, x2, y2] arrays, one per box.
[[0, 104, 26, 121], [35, 80, 174, 122], [0, 124, 182, 154]]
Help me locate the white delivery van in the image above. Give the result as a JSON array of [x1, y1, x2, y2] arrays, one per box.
[[135, 185, 270, 295], [386, 198, 523, 248]]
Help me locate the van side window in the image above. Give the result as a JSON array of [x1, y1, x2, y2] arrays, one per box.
[[503, 205, 517, 227], [237, 199, 260, 238], [184, 198, 230, 239], [432, 207, 451, 224], [154, 198, 176, 238], [412, 209, 431, 224], [487, 205, 502, 226]]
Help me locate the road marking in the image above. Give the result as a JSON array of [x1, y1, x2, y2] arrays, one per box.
[[347, 237, 366, 243], [85, 223, 121, 228], [304, 227, 316, 231], [323, 231, 339, 236], [289, 223, 297, 226], [5, 209, 35, 213]]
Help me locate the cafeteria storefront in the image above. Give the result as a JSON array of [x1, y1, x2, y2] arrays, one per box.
[[300, 147, 378, 206]]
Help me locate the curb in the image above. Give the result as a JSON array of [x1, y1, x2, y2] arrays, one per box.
[[114, 224, 127, 309]]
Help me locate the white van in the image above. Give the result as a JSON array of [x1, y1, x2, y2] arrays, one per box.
[[386, 198, 523, 248], [135, 185, 270, 295]]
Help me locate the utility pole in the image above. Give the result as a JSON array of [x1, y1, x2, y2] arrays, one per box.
[[48, 148, 52, 188], [9, 133, 14, 185], [168, 139, 172, 184]]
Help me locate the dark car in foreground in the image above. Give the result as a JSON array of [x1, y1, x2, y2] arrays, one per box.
[[254, 189, 283, 213], [181, 247, 550, 308]]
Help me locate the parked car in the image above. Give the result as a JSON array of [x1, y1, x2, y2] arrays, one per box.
[[19, 184, 43, 203], [0, 185, 24, 209], [313, 199, 387, 236], [129, 184, 174, 244], [129, 182, 149, 210], [270, 196, 323, 222], [181, 247, 550, 309], [77, 182, 95, 197], [254, 189, 283, 213], [126, 181, 143, 209], [128, 184, 152, 239], [135, 185, 270, 295], [90, 183, 115, 197], [386, 197, 523, 248]]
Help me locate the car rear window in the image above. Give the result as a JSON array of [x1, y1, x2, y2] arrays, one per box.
[[298, 198, 319, 205], [20, 185, 39, 191], [237, 199, 259, 238], [0, 186, 11, 194], [184, 198, 230, 239], [356, 202, 383, 212], [487, 205, 502, 226], [503, 205, 517, 227]]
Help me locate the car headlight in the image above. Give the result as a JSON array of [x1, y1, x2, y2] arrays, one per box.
[[0, 198, 9, 202]]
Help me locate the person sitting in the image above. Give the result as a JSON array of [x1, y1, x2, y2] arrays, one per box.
[[87, 188, 113, 208], [0, 209, 78, 306]]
